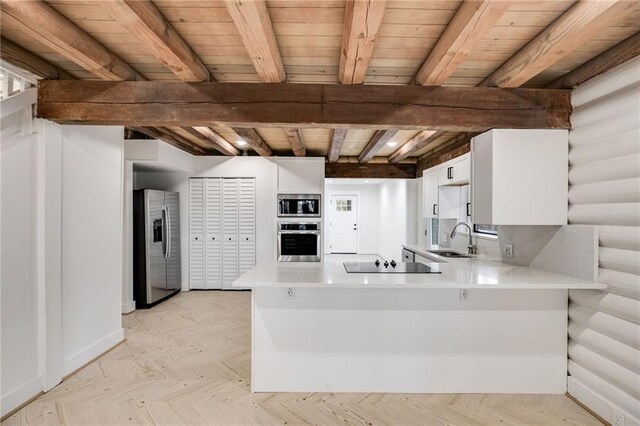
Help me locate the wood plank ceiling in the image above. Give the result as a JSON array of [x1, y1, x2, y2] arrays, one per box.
[[1, 0, 639, 166]]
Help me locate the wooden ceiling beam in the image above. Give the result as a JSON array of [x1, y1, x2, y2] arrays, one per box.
[[481, 0, 638, 88], [328, 129, 347, 163], [326, 162, 416, 179], [388, 130, 442, 164], [130, 126, 206, 156], [0, 0, 143, 81], [224, 0, 285, 83], [105, 0, 210, 82], [415, 1, 509, 86], [232, 128, 273, 157], [339, 0, 387, 84], [37, 81, 573, 131], [182, 127, 240, 156], [0, 36, 75, 80], [547, 32, 640, 89], [358, 130, 398, 163], [284, 128, 306, 157]]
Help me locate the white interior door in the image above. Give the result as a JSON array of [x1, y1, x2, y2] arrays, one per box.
[[330, 194, 358, 253]]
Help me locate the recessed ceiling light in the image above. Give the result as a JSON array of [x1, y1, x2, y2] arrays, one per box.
[[237, 140, 247, 146], [327, 179, 333, 183], [387, 141, 398, 147], [365, 180, 370, 183]]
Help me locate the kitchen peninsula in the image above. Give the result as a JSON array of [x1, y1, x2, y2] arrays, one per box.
[[234, 258, 605, 394]]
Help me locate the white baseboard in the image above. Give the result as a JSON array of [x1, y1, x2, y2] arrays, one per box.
[[1, 376, 43, 418], [62, 328, 124, 376], [568, 377, 640, 426], [121, 300, 136, 314]]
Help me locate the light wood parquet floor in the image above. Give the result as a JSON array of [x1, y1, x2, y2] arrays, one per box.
[[3, 291, 601, 426]]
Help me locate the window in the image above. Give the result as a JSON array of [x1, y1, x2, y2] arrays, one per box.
[[335, 199, 352, 212], [430, 218, 439, 245], [474, 223, 498, 236]]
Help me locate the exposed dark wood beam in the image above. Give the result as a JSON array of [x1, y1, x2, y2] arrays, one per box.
[[233, 128, 273, 157], [481, 0, 638, 88], [0, 0, 143, 81], [224, 0, 285, 83], [326, 162, 416, 179], [328, 129, 347, 163], [106, 0, 210, 82], [181, 127, 240, 156], [415, 1, 509, 86], [335, 156, 417, 164], [130, 126, 206, 156], [37, 81, 573, 131], [358, 130, 398, 163], [416, 132, 475, 176], [388, 130, 442, 164], [547, 32, 640, 89], [0, 37, 75, 80], [284, 128, 306, 157], [339, 0, 387, 84]]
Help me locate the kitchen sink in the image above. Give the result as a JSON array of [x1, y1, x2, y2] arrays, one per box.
[[426, 250, 472, 258]]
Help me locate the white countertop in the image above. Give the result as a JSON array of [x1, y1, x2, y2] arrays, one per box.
[[233, 252, 606, 290]]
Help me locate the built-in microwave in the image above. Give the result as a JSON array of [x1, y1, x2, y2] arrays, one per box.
[[277, 194, 321, 217], [278, 222, 321, 262]]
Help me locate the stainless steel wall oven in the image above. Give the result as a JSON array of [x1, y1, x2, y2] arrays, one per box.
[[278, 222, 321, 262]]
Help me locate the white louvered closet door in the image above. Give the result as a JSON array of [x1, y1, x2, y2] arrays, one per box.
[[189, 179, 205, 289], [205, 178, 222, 289], [222, 179, 239, 288], [239, 178, 256, 275]]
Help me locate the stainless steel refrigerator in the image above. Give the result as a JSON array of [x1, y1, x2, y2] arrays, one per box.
[[133, 190, 181, 308]]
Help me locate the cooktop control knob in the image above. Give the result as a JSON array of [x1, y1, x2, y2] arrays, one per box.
[[384, 261, 389, 268], [390, 260, 397, 268], [375, 260, 380, 267]]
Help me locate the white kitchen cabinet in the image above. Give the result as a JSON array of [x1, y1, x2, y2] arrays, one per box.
[[438, 155, 470, 186], [438, 186, 461, 219], [422, 169, 439, 218], [277, 157, 325, 193], [189, 177, 256, 290], [471, 129, 568, 225]]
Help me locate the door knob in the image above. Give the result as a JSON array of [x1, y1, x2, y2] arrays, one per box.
[[195, 237, 198, 240]]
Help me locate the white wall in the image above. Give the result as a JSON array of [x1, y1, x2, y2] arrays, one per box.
[[566, 57, 640, 424], [324, 183, 380, 255], [1, 115, 41, 415], [134, 156, 278, 291], [60, 126, 125, 375], [378, 180, 409, 260], [1, 118, 125, 416]]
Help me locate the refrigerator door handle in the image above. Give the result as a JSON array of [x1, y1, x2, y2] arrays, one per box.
[[162, 206, 169, 258], [165, 205, 172, 259]]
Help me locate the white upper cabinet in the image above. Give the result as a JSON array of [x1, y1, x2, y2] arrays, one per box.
[[277, 158, 325, 193], [471, 129, 568, 225], [422, 169, 439, 218], [438, 155, 470, 186]]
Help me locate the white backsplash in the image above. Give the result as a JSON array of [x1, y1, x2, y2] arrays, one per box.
[[436, 219, 562, 266]]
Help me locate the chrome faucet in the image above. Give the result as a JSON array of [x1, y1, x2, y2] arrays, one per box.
[[450, 222, 477, 255]]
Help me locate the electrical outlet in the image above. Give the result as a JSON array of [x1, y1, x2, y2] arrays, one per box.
[[612, 410, 625, 426], [460, 289, 469, 301], [441, 233, 449, 243], [286, 288, 296, 300], [504, 244, 514, 258]]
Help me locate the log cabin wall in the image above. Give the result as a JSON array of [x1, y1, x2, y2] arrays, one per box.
[[567, 57, 640, 424]]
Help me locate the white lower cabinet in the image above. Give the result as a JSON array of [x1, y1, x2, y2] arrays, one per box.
[[189, 177, 255, 290]]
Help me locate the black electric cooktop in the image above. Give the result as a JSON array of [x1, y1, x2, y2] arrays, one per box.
[[343, 261, 441, 274]]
